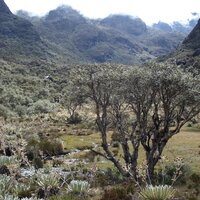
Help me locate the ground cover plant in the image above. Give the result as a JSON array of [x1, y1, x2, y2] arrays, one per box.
[[0, 62, 200, 199]]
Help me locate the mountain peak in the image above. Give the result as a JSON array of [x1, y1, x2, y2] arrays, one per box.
[[100, 15, 147, 35], [45, 5, 84, 21], [182, 19, 200, 49], [0, 0, 12, 15]]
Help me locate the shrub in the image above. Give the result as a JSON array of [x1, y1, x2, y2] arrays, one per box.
[[33, 157, 43, 169], [28, 100, 57, 114], [111, 141, 120, 148], [49, 194, 84, 200], [0, 105, 13, 119], [162, 163, 191, 185], [100, 186, 132, 200], [27, 137, 64, 157], [14, 105, 27, 117], [3, 196, 41, 200], [66, 112, 82, 124], [190, 173, 200, 184], [39, 139, 64, 156], [111, 131, 120, 143], [139, 185, 175, 200]]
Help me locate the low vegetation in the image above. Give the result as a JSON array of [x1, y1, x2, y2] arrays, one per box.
[[0, 63, 200, 200]]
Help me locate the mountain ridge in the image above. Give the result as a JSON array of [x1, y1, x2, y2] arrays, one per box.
[[0, 1, 198, 65]]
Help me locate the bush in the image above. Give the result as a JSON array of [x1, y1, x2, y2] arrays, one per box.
[[190, 173, 200, 185], [28, 100, 57, 114], [101, 186, 132, 200], [161, 163, 191, 185], [39, 139, 64, 156], [66, 112, 82, 124], [49, 194, 84, 200], [26, 138, 64, 157], [14, 105, 27, 117], [33, 157, 43, 169], [0, 105, 13, 119], [111, 131, 120, 143], [94, 168, 125, 187]]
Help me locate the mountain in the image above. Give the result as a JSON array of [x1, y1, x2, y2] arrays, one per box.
[[23, 6, 186, 64], [164, 19, 200, 68], [0, 0, 12, 14], [100, 15, 147, 35], [0, 0, 49, 62], [152, 22, 172, 32], [0, 0, 193, 64], [182, 19, 200, 50], [152, 19, 198, 34]]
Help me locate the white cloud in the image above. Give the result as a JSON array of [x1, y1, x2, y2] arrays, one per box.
[[4, 0, 200, 25]]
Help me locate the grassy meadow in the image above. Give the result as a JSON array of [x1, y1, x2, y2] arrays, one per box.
[[60, 123, 200, 173]]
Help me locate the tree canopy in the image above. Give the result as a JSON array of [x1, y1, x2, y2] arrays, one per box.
[[69, 62, 200, 182]]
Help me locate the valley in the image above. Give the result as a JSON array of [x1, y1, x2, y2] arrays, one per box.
[[0, 0, 200, 199]]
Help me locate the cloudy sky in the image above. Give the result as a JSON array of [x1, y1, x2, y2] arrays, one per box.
[[5, 0, 200, 25]]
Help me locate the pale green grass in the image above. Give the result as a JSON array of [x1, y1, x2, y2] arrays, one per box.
[[61, 127, 200, 173], [61, 131, 112, 150], [163, 127, 200, 172]]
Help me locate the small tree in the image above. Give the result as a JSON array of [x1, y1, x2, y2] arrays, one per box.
[[139, 63, 200, 181], [70, 63, 130, 176], [69, 62, 200, 183]]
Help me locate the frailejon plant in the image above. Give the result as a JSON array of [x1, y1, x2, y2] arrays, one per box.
[[0, 156, 17, 167], [35, 173, 60, 190], [68, 180, 90, 194], [0, 174, 14, 198], [13, 183, 31, 197], [3, 196, 41, 200], [139, 185, 175, 200]]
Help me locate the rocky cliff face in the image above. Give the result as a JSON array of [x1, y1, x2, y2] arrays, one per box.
[[0, 0, 49, 61], [0, 0, 12, 14], [182, 19, 200, 50], [0, 0, 40, 40]]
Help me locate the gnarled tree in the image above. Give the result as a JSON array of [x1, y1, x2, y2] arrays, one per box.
[[69, 62, 200, 182]]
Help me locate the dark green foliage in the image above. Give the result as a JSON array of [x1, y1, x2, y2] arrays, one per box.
[[39, 139, 64, 156], [111, 132, 121, 143], [27, 137, 64, 157], [0, 165, 10, 175], [158, 163, 191, 185], [49, 194, 87, 200], [100, 186, 133, 200], [66, 112, 82, 124], [94, 168, 125, 187], [111, 141, 120, 148], [190, 173, 200, 185], [33, 157, 43, 169], [28, 100, 57, 114]]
